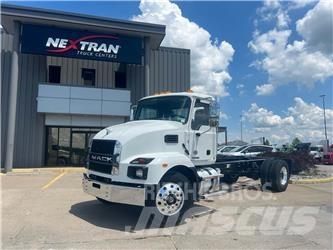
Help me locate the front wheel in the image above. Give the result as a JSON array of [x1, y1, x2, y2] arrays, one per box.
[[154, 172, 194, 217]]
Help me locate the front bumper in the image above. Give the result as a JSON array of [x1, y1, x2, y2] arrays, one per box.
[[82, 174, 145, 206]]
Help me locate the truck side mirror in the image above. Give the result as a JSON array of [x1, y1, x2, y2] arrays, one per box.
[[130, 105, 137, 121], [209, 115, 219, 127]]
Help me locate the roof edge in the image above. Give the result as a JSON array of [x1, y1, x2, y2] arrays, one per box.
[[1, 4, 166, 35]]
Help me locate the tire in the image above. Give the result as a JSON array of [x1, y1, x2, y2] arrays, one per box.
[[270, 159, 290, 192], [96, 197, 112, 205], [260, 159, 274, 189], [152, 172, 194, 217], [222, 173, 239, 184]]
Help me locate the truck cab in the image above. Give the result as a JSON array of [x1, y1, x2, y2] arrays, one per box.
[[83, 92, 290, 217]]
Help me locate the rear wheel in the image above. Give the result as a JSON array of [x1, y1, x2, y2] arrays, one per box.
[[260, 159, 273, 189], [260, 159, 290, 192], [271, 160, 289, 192]]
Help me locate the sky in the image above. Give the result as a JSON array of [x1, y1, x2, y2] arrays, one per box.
[[4, 0, 333, 145]]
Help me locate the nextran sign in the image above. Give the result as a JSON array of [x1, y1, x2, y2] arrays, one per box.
[[21, 24, 142, 64], [45, 35, 120, 56]]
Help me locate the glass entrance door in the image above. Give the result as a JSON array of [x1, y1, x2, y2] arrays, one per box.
[[70, 129, 99, 165], [71, 131, 86, 165], [46, 127, 100, 166]]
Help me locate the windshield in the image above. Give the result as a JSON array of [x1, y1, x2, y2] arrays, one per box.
[[134, 96, 191, 124], [231, 145, 247, 152], [221, 146, 236, 152], [310, 146, 323, 152]]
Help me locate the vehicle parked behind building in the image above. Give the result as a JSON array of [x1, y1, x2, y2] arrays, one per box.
[[309, 145, 324, 162], [217, 145, 238, 155], [323, 152, 333, 165], [221, 144, 274, 157]]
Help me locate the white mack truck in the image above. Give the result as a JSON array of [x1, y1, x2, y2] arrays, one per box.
[[83, 92, 291, 217]]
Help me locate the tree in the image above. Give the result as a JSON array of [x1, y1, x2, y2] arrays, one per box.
[[287, 137, 302, 152], [291, 137, 301, 148]]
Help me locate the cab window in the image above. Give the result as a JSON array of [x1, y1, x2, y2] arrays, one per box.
[[191, 99, 210, 130]]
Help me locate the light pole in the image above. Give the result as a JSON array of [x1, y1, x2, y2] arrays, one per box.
[[240, 114, 243, 141], [319, 95, 329, 150]]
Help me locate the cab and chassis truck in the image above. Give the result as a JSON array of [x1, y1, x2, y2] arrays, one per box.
[[82, 92, 291, 217]]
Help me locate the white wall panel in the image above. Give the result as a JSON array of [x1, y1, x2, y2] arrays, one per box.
[[45, 114, 125, 127], [70, 99, 101, 115], [37, 84, 131, 117], [38, 84, 70, 98], [70, 87, 102, 100], [102, 100, 131, 116], [37, 97, 70, 113]]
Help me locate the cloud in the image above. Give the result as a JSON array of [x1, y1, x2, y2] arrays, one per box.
[[244, 98, 333, 143], [296, 0, 333, 55], [249, 0, 333, 95], [132, 0, 234, 97], [236, 83, 245, 96], [245, 103, 295, 128], [219, 111, 228, 120], [255, 83, 275, 96]]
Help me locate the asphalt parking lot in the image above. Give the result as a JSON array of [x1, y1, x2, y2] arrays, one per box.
[[1, 169, 332, 249]]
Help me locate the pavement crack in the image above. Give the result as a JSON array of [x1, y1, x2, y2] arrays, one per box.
[[170, 236, 178, 250], [12, 225, 25, 244]]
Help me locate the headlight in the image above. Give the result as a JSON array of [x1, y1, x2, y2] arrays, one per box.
[[135, 168, 144, 178], [113, 141, 122, 164], [130, 158, 154, 165]]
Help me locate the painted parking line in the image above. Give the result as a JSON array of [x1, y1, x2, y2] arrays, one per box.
[[41, 170, 68, 190]]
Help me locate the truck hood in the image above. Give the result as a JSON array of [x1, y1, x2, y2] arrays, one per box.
[[94, 120, 184, 144], [93, 120, 186, 162]]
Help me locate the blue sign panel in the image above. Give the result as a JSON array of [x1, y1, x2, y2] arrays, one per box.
[[21, 24, 143, 64]]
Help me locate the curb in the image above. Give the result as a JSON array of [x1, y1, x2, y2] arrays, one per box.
[[6, 167, 85, 175], [289, 176, 333, 184]]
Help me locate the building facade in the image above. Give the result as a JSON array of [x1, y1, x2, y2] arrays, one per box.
[[1, 5, 190, 169]]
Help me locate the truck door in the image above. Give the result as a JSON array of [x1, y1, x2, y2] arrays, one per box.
[[190, 99, 216, 165]]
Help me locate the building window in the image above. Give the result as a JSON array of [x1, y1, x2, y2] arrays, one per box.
[[82, 68, 95, 86], [48, 65, 61, 83], [115, 64, 126, 88], [115, 72, 126, 88]]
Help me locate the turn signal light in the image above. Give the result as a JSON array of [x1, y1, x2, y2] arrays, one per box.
[[130, 158, 154, 165]]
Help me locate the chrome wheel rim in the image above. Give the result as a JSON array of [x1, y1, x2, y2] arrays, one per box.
[[156, 183, 184, 216], [280, 166, 288, 186]]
